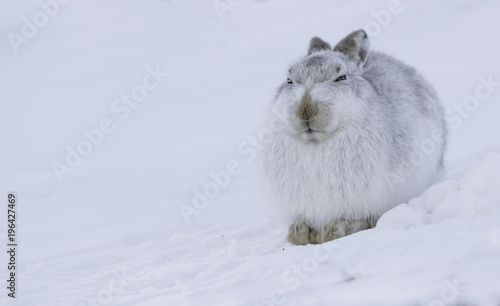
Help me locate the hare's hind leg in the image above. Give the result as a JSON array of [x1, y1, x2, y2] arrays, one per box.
[[314, 219, 374, 243], [287, 222, 316, 245]]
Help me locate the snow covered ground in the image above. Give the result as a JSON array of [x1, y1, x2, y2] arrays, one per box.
[[1, 0, 500, 305]]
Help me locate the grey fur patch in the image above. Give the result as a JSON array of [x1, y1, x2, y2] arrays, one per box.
[[305, 55, 324, 68], [311, 219, 373, 244], [296, 91, 318, 122], [308, 37, 331, 55], [287, 219, 375, 245], [287, 222, 311, 245], [358, 49, 368, 63], [333, 29, 370, 67], [292, 54, 341, 83]]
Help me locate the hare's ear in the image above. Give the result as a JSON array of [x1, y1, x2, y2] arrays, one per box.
[[307, 37, 331, 55], [333, 30, 370, 67]]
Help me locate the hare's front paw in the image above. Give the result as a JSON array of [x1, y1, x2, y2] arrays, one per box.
[[314, 219, 373, 243], [287, 222, 315, 245]]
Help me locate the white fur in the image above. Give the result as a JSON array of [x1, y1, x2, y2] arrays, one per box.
[[261, 30, 447, 233]]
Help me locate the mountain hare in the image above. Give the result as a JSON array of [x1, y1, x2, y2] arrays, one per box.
[[261, 30, 447, 245]]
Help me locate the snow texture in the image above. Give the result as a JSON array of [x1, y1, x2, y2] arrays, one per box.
[[1, 0, 500, 305]]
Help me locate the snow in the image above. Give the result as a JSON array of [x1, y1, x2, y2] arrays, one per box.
[[1, 0, 500, 305]]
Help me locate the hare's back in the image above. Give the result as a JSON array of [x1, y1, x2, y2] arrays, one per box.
[[363, 51, 441, 120]]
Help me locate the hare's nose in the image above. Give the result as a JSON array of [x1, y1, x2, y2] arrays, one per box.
[[296, 92, 318, 122]]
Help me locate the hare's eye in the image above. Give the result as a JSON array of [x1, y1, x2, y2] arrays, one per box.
[[287, 78, 293, 84], [334, 75, 346, 82]]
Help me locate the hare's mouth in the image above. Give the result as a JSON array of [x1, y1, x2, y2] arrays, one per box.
[[298, 128, 327, 142]]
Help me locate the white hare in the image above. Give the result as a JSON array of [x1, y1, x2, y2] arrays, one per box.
[[261, 30, 447, 245]]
